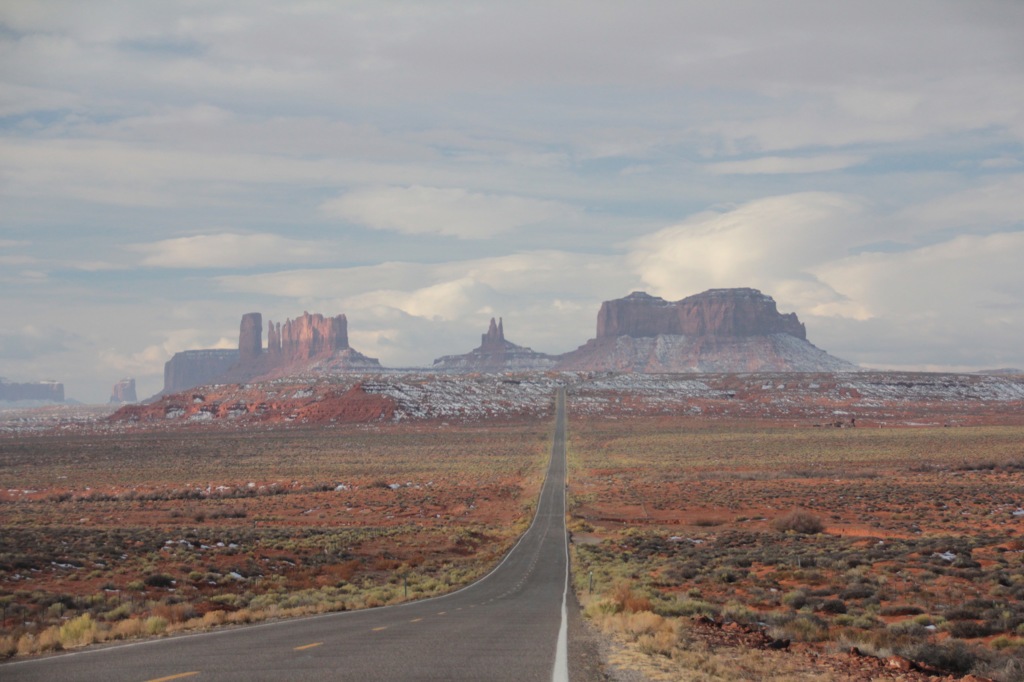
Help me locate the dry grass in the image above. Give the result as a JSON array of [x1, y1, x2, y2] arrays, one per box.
[[0, 421, 551, 658], [569, 418, 1024, 681]]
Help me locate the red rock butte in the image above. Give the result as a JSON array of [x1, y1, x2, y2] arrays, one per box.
[[596, 289, 806, 340], [162, 311, 379, 394]]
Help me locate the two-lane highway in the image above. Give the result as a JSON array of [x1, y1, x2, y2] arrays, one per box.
[[6, 388, 572, 681]]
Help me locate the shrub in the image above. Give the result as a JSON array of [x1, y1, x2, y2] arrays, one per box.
[[59, 613, 98, 648], [770, 613, 829, 642], [782, 589, 808, 609], [945, 620, 993, 639], [661, 597, 718, 618], [772, 511, 824, 534], [820, 599, 847, 614], [609, 582, 652, 613], [906, 640, 978, 675], [144, 574, 175, 589], [840, 585, 876, 600], [144, 616, 168, 635]]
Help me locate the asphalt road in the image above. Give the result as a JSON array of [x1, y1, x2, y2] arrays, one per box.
[[5, 388, 579, 681]]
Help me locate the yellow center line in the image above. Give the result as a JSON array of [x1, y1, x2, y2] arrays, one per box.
[[294, 642, 323, 651], [372, 626, 388, 631], [437, 611, 446, 615], [410, 618, 423, 623], [146, 673, 200, 682]]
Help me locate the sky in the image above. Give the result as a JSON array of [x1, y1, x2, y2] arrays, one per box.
[[2, 1, 1023, 403]]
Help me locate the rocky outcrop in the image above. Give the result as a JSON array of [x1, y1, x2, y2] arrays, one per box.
[[109, 378, 137, 404], [433, 318, 558, 372], [267, 312, 350, 363], [238, 312, 263, 363], [160, 311, 379, 396], [163, 349, 239, 394], [0, 378, 64, 402], [558, 288, 855, 373], [596, 289, 806, 339]]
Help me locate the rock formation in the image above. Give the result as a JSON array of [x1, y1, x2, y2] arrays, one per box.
[[109, 377, 137, 403], [557, 288, 856, 373], [432, 317, 558, 372], [163, 349, 239, 394], [238, 312, 263, 363], [0, 378, 65, 402], [596, 289, 806, 339], [267, 312, 350, 363], [160, 311, 380, 395]]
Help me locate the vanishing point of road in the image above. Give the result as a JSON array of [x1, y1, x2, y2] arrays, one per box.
[[5, 387, 605, 681]]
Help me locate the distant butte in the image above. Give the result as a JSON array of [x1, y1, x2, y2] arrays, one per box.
[[432, 317, 558, 372], [157, 287, 857, 398], [109, 377, 137, 404], [555, 288, 856, 373], [0, 378, 65, 403], [160, 311, 380, 395]]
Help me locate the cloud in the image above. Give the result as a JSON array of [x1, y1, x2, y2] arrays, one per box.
[[707, 154, 867, 175], [0, 326, 78, 361], [897, 175, 1024, 232], [127, 232, 331, 268], [627, 192, 873, 312], [810, 231, 1024, 367], [321, 185, 576, 239]]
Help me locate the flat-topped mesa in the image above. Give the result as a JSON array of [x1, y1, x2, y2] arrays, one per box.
[[558, 287, 853, 373], [0, 378, 65, 402], [597, 288, 806, 340], [269, 312, 349, 363]]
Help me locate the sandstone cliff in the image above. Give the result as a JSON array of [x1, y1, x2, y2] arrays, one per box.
[[0, 378, 65, 402], [267, 312, 349, 363], [163, 349, 239, 394], [596, 289, 806, 339], [558, 288, 855, 373], [161, 311, 379, 395], [109, 377, 137, 403], [432, 317, 558, 372]]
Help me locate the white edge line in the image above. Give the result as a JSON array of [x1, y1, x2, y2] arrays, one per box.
[[553, 388, 569, 682]]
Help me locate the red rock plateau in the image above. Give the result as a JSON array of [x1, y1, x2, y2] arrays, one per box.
[[595, 288, 806, 339], [557, 289, 856, 373], [432, 318, 558, 372]]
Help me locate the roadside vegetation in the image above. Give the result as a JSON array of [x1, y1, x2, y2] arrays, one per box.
[[0, 423, 549, 658], [568, 419, 1024, 681]]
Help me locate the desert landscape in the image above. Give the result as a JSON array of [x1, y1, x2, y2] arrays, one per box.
[[3, 369, 1024, 680], [0, 409, 551, 658]]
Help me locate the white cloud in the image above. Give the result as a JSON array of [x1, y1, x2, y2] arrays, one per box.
[[127, 232, 331, 268], [898, 175, 1024, 232], [707, 154, 867, 175], [322, 185, 576, 238], [810, 231, 1024, 367], [627, 192, 872, 310]]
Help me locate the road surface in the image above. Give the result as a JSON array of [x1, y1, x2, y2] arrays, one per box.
[[5, 388, 587, 681]]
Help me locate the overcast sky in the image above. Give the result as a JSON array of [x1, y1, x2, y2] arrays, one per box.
[[2, 1, 1023, 402]]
